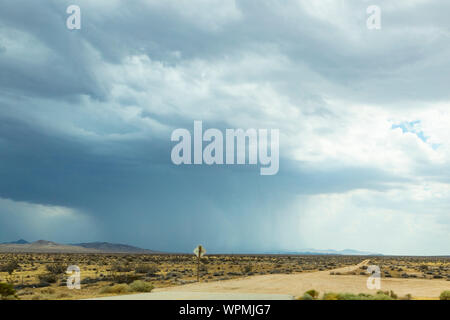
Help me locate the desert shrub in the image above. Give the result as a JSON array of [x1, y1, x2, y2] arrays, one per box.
[[17, 289, 34, 297], [400, 294, 412, 300], [38, 273, 59, 284], [99, 284, 131, 294], [112, 263, 132, 273], [112, 274, 141, 284], [0, 282, 17, 299], [129, 280, 154, 293], [135, 264, 158, 274], [389, 290, 398, 299], [419, 265, 428, 271], [2, 260, 20, 275], [242, 265, 253, 274], [323, 292, 339, 300], [377, 290, 397, 299], [322, 292, 393, 300], [336, 293, 365, 300], [305, 289, 319, 299], [40, 287, 55, 295], [357, 293, 373, 299], [299, 293, 314, 300], [46, 263, 67, 275], [440, 291, 450, 300], [372, 293, 394, 300]]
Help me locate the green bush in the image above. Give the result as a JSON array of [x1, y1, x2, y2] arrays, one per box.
[[389, 290, 398, 299], [242, 265, 253, 274], [0, 260, 20, 275], [46, 263, 67, 275], [372, 293, 394, 300], [299, 293, 314, 300], [323, 292, 339, 300], [305, 289, 319, 299], [322, 292, 393, 300], [112, 263, 132, 273], [38, 273, 59, 284], [99, 284, 131, 294], [112, 274, 141, 284], [0, 282, 17, 299], [100, 281, 154, 295], [337, 293, 366, 300], [134, 264, 158, 274], [376, 290, 397, 299], [440, 291, 450, 300], [129, 280, 154, 293]]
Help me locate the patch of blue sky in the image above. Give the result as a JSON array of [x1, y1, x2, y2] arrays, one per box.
[[391, 120, 440, 150]]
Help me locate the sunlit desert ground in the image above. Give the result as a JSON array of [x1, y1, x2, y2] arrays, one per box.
[[154, 259, 449, 300], [1, 253, 449, 300]]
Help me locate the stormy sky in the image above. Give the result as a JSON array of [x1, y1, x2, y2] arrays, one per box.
[[0, 0, 449, 255]]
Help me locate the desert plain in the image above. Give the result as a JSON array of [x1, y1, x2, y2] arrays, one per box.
[[1, 251, 449, 300]]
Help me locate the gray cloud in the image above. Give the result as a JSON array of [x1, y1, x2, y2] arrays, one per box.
[[0, 0, 449, 254]]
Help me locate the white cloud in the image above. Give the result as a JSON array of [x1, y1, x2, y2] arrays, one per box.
[[1, 0, 450, 253], [293, 184, 450, 255], [0, 197, 99, 242]]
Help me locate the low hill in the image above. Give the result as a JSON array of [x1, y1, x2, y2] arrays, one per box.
[[72, 242, 160, 253], [1, 239, 29, 245], [0, 240, 100, 253], [0, 240, 160, 254]]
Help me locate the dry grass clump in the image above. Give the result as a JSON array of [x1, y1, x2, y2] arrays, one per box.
[[129, 280, 154, 292], [440, 290, 450, 300], [322, 292, 393, 300], [46, 263, 67, 275], [298, 289, 406, 300], [99, 280, 154, 295], [0, 282, 18, 300], [134, 264, 159, 275], [99, 283, 130, 294]]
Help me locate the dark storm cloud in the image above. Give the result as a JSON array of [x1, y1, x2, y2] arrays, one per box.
[[2, 0, 450, 104], [0, 0, 449, 254], [0, 110, 404, 252]]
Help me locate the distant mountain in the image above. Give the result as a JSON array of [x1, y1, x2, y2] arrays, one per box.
[[0, 240, 161, 254], [31, 240, 58, 246], [338, 249, 382, 256], [270, 248, 382, 256], [0, 240, 99, 253], [72, 242, 161, 253], [2, 239, 29, 244]]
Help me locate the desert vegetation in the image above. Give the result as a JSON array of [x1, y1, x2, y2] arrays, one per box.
[[330, 256, 450, 281], [0, 253, 448, 300], [299, 289, 412, 300], [440, 290, 450, 300], [0, 253, 363, 299]]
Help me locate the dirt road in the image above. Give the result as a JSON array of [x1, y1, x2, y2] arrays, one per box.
[[90, 291, 294, 300], [91, 259, 450, 300]]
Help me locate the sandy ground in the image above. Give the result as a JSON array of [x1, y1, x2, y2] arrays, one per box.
[[89, 292, 294, 300], [91, 260, 450, 300]]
